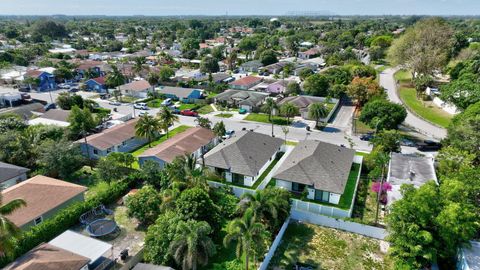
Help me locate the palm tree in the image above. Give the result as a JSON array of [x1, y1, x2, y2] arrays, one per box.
[[0, 195, 26, 257], [261, 98, 278, 137], [212, 121, 226, 138], [135, 114, 161, 147], [169, 220, 216, 270], [133, 57, 147, 76], [157, 107, 179, 139], [308, 102, 329, 129], [224, 208, 267, 270], [105, 65, 125, 96], [280, 102, 299, 125], [195, 117, 212, 129]]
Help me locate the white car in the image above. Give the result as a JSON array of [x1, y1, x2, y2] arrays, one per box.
[[58, 83, 70, 89], [161, 98, 173, 106], [134, 103, 148, 110], [109, 101, 121, 106]]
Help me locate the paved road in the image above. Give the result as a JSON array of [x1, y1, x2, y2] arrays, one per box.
[[379, 68, 447, 139]]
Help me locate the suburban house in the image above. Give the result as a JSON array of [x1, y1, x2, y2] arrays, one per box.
[[386, 152, 437, 207], [239, 60, 263, 73], [298, 48, 320, 60], [214, 89, 269, 112], [85, 76, 107, 93], [273, 140, 359, 205], [158, 86, 203, 103], [277, 95, 338, 122], [119, 80, 154, 98], [24, 70, 56, 91], [263, 62, 288, 74], [229, 76, 263, 90], [0, 161, 29, 190], [78, 118, 147, 159], [49, 230, 113, 270], [75, 60, 104, 79], [265, 80, 291, 95], [28, 109, 71, 127], [457, 241, 480, 270], [138, 127, 218, 168], [4, 243, 90, 270], [1, 175, 87, 230], [203, 131, 283, 187]]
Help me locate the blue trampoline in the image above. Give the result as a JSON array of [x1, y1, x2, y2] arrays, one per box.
[[86, 218, 118, 237]]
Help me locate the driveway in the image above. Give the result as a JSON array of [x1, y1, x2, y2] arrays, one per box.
[[379, 68, 447, 139]]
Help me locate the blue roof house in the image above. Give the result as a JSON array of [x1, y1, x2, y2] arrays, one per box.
[[158, 86, 203, 103], [25, 70, 56, 91], [85, 77, 107, 93]]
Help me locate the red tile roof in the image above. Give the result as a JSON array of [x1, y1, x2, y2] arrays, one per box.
[[91, 76, 106, 85], [25, 70, 44, 78], [229, 76, 262, 86]]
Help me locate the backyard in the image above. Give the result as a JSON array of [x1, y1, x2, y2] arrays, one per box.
[[394, 70, 452, 128], [268, 222, 392, 270]]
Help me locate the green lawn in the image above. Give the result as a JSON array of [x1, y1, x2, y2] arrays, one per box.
[[394, 69, 412, 85], [121, 95, 139, 103], [215, 113, 233, 118], [178, 103, 200, 110], [146, 98, 165, 108], [268, 222, 392, 270], [338, 163, 361, 209], [197, 104, 214, 114], [251, 153, 284, 189], [244, 113, 289, 125], [206, 224, 248, 269], [354, 119, 374, 134], [398, 87, 452, 128]]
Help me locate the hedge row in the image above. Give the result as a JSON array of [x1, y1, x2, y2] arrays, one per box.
[[0, 176, 136, 267]]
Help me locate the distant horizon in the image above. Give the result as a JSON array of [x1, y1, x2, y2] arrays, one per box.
[[1, 0, 479, 17]]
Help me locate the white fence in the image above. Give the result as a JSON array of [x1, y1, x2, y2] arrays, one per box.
[[257, 217, 290, 270], [208, 181, 255, 198], [291, 199, 350, 218], [291, 209, 387, 240]]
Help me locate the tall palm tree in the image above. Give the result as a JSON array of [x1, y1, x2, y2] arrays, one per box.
[[280, 102, 299, 125], [133, 57, 147, 77], [224, 208, 267, 270], [169, 220, 216, 270], [261, 98, 278, 137], [0, 195, 26, 257], [308, 102, 329, 129], [105, 65, 125, 96], [135, 114, 161, 147], [157, 107, 179, 139]]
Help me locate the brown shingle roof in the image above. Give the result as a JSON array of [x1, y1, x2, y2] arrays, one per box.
[[25, 70, 44, 78], [2, 175, 87, 228], [119, 80, 152, 92], [229, 76, 262, 87], [80, 118, 139, 150], [139, 127, 215, 163], [4, 243, 89, 270]]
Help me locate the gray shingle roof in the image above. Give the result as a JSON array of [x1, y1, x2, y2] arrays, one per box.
[[215, 89, 269, 107], [204, 131, 283, 177], [273, 140, 355, 194], [0, 162, 29, 183]]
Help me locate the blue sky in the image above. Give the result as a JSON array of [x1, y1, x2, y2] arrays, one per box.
[[1, 0, 479, 16]]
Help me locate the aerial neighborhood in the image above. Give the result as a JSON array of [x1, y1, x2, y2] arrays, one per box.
[[0, 7, 479, 270]]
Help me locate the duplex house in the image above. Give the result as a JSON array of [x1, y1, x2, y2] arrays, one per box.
[[386, 152, 437, 207], [239, 60, 263, 73], [119, 80, 154, 98], [84, 76, 107, 93], [139, 127, 218, 168], [277, 95, 338, 122], [204, 131, 283, 187], [78, 118, 147, 159], [0, 161, 29, 189], [274, 140, 358, 205], [214, 89, 269, 112], [2, 175, 87, 230], [229, 76, 262, 90], [158, 86, 203, 103], [264, 62, 288, 74], [24, 70, 56, 91]]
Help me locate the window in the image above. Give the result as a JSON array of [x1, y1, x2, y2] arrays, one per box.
[[314, 190, 330, 202], [93, 149, 98, 155], [34, 216, 43, 225], [292, 182, 306, 192], [122, 141, 127, 146]]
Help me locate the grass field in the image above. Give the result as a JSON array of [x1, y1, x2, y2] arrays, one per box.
[[398, 87, 452, 128], [146, 98, 165, 108], [215, 113, 233, 118], [197, 104, 214, 114], [244, 113, 289, 125], [268, 222, 392, 270], [394, 69, 413, 85]]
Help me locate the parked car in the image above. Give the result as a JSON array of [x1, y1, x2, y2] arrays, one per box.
[[44, 103, 56, 111], [180, 109, 198, 117], [109, 101, 121, 106], [100, 93, 111, 100], [69, 88, 79, 93], [416, 140, 441, 151], [400, 138, 416, 147], [58, 83, 70, 89], [170, 107, 180, 114], [360, 132, 374, 141], [161, 98, 173, 106], [238, 108, 247, 114], [222, 130, 235, 140], [134, 103, 148, 110], [138, 111, 149, 116], [20, 93, 31, 100]]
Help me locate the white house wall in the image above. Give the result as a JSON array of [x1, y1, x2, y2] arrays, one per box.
[[329, 193, 341, 204], [276, 179, 292, 190]]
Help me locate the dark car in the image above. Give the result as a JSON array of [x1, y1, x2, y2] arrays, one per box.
[[360, 132, 374, 141], [20, 93, 31, 100], [44, 103, 56, 111], [170, 108, 180, 114], [69, 88, 79, 93], [416, 140, 441, 151]]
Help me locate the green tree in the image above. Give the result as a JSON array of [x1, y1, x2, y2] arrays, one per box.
[[176, 187, 220, 231], [147, 72, 160, 86], [36, 139, 85, 179], [135, 114, 161, 147], [159, 65, 175, 82], [436, 146, 475, 177], [259, 49, 277, 66], [298, 68, 314, 81], [140, 160, 169, 190], [133, 56, 147, 76], [285, 81, 301, 96], [144, 211, 182, 264], [370, 130, 402, 153], [224, 208, 268, 270], [157, 107, 179, 138], [126, 185, 162, 225], [280, 102, 299, 124], [105, 65, 125, 95], [303, 74, 330, 96], [212, 121, 226, 138], [195, 117, 212, 129], [67, 105, 97, 140], [200, 56, 220, 74], [413, 74, 434, 99], [359, 99, 407, 130], [0, 195, 26, 257], [440, 73, 480, 110], [347, 77, 384, 106], [169, 220, 216, 270], [308, 102, 329, 129], [261, 98, 278, 136]]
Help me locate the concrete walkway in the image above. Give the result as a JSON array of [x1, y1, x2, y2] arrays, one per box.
[[257, 145, 295, 190], [379, 68, 447, 139]]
